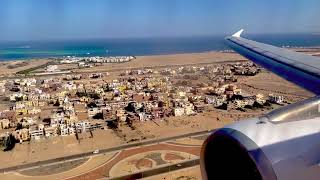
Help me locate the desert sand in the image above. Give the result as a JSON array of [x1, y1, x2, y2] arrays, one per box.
[[74, 51, 246, 73], [0, 59, 49, 76], [142, 165, 202, 180]]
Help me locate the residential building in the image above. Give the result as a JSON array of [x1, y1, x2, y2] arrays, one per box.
[[174, 107, 185, 116], [29, 124, 44, 140], [76, 121, 90, 133], [268, 94, 284, 104], [0, 119, 10, 129]]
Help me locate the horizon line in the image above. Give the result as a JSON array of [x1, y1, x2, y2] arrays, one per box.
[[0, 31, 319, 43]]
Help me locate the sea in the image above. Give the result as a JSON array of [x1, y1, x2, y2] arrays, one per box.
[[0, 33, 320, 61]]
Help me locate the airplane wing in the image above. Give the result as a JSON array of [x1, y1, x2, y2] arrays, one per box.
[[225, 29, 320, 94], [201, 30, 320, 180]]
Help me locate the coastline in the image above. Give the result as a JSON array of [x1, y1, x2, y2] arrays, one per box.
[[1, 45, 319, 62], [0, 51, 245, 76], [0, 49, 223, 62], [1, 46, 320, 77]]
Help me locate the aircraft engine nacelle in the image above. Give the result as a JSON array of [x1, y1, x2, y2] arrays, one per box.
[[200, 96, 320, 180]]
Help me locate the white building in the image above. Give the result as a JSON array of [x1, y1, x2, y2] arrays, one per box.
[[46, 65, 59, 72], [29, 124, 44, 140], [76, 121, 91, 133], [268, 94, 284, 104], [174, 107, 185, 117], [88, 107, 102, 117], [184, 104, 195, 116], [44, 126, 57, 137]]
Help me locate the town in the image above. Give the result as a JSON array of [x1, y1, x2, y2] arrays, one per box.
[[60, 55, 135, 65], [0, 61, 284, 150]]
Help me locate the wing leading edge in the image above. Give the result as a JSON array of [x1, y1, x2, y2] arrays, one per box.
[[225, 30, 320, 94]]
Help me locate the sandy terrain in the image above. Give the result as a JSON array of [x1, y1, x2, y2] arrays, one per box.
[[74, 52, 246, 73], [142, 165, 202, 180], [0, 152, 117, 180], [34, 63, 78, 73], [0, 51, 245, 77], [109, 150, 197, 177], [1, 47, 319, 77], [170, 138, 204, 146], [237, 71, 314, 102], [0, 103, 11, 111], [118, 103, 279, 144], [0, 129, 122, 169], [20, 158, 89, 176], [0, 59, 49, 76]]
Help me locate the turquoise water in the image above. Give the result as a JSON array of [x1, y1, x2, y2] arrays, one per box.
[[0, 34, 320, 60]]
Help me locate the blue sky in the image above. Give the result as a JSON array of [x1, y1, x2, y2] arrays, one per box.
[[0, 0, 319, 41]]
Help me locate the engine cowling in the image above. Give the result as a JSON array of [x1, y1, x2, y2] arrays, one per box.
[[200, 97, 320, 180], [200, 126, 276, 180]]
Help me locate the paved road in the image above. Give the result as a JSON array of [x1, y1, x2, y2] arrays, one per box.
[[0, 130, 211, 173]]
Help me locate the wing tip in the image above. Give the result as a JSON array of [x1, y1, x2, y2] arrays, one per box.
[[232, 29, 244, 38]]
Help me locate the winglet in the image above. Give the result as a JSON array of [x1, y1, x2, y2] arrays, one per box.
[[232, 29, 244, 38]]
